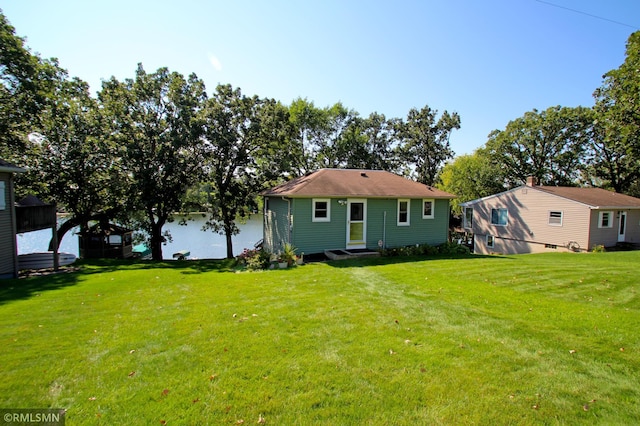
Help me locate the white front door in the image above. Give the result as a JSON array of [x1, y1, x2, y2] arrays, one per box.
[[618, 211, 627, 242], [347, 199, 366, 249]]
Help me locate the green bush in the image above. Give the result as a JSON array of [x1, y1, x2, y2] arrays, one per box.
[[237, 248, 272, 270], [381, 242, 469, 257]]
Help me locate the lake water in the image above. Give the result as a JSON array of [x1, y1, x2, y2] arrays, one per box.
[[16, 214, 264, 260]]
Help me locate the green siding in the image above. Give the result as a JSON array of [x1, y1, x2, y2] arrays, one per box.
[[263, 197, 291, 253], [367, 198, 450, 249], [291, 198, 347, 255], [264, 196, 451, 255]]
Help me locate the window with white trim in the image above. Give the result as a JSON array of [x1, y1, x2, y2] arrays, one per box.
[[397, 199, 410, 226], [491, 208, 508, 226], [598, 211, 613, 228], [422, 199, 434, 219], [548, 211, 563, 226], [312, 199, 330, 222], [486, 235, 494, 248]]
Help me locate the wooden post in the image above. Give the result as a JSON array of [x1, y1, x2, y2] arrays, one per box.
[[52, 206, 59, 271]]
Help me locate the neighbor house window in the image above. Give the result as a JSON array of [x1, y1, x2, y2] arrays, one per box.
[[398, 199, 410, 226], [486, 235, 494, 248], [598, 211, 613, 228], [312, 199, 330, 222], [491, 208, 508, 226], [548, 211, 563, 226], [422, 199, 434, 219], [464, 207, 473, 229]]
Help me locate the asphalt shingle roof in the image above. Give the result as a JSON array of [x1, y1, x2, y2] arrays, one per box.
[[261, 169, 456, 199], [535, 186, 640, 208]]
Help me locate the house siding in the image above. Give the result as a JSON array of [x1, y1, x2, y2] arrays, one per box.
[[0, 172, 18, 278], [368, 198, 450, 249], [269, 197, 451, 255], [291, 198, 347, 255], [263, 197, 291, 254], [588, 209, 640, 248], [470, 187, 592, 254]]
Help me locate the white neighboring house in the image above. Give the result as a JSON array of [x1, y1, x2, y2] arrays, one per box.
[[460, 177, 640, 255]]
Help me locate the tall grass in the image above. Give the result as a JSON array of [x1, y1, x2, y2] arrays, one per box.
[[0, 252, 638, 424]]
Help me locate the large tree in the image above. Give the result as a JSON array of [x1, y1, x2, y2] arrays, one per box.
[[485, 106, 592, 187], [200, 84, 292, 258], [99, 64, 206, 260], [591, 31, 640, 195], [0, 11, 68, 183], [398, 106, 460, 185], [436, 148, 506, 214], [31, 77, 128, 249]]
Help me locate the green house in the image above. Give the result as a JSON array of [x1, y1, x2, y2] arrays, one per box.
[[261, 169, 456, 256]]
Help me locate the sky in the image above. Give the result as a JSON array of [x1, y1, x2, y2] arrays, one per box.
[[2, 0, 639, 156]]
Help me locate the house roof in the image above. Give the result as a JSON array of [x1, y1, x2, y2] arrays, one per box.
[[534, 186, 640, 209], [261, 169, 456, 199], [460, 184, 640, 209], [0, 159, 26, 174]]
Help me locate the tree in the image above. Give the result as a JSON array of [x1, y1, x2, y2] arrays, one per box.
[[288, 98, 328, 175], [316, 102, 358, 169], [342, 112, 402, 172], [0, 11, 69, 184], [200, 85, 292, 258], [99, 64, 206, 260], [485, 106, 592, 187], [398, 106, 460, 185], [31, 77, 127, 249], [436, 149, 506, 214], [591, 31, 640, 195]]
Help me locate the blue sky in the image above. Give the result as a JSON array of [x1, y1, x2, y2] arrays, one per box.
[[3, 0, 639, 156]]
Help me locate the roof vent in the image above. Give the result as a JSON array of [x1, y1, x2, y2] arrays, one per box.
[[360, 172, 368, 177]]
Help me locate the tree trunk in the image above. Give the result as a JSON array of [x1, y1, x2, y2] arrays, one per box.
[[149, 217, 166, 261], [48, 217, 81, 251], [225, 229, 234, 259]]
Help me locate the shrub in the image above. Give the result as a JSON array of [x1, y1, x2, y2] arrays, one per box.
[[591, 244, 606, 253], [437, 241, 471, 255], [380, 242, 470, 257], [237, 248, 272, 271]]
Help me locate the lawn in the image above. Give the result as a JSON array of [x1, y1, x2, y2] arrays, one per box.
[[0, 252, 638, 425]]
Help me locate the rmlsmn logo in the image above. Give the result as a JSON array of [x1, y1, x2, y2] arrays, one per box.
[[0, 409, 65, 426]]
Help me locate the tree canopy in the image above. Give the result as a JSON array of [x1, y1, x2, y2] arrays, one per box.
[[3, 7, 640, 259]]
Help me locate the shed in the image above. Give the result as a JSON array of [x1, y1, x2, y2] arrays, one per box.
[[78, 222, 134, 259]]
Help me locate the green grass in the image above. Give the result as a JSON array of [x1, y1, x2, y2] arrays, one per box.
[[0, 252, 639, 424]]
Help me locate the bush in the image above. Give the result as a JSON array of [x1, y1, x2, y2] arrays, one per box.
[[437, 241, 471, 255], [591, 244, 606, 253], [380, 242, 470, 257], [237, 248, 272, 271]]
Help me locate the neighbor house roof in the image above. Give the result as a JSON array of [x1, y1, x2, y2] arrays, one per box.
[[261, 169, 456, 199], [460, 184, 640, 209], [534, 186, 640, 209], [0, 159, 26, 174]]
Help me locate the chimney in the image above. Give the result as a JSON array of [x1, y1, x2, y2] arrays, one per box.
[[526, 176, 537, 187]]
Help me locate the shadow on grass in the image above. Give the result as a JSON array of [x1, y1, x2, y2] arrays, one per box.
[[325, 253, 514, 268], [0, 258, 237, 305], [0, 268, 81, 306]]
